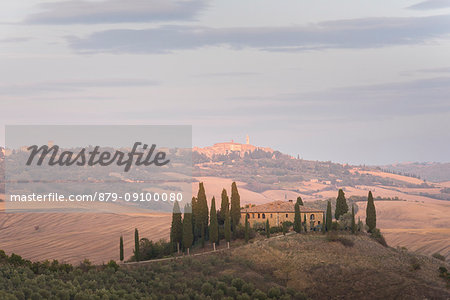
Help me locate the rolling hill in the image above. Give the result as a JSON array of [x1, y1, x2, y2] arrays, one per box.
[[0, 141, 449, 263]]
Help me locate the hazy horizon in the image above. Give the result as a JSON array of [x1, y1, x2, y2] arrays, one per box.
[[1, 0, 450, 165]]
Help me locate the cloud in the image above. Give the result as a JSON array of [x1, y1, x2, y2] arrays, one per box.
[[407, 0, 450, 10], [68, 14, 450, 54], [0, 78, 159, 95], [219, 76, 450, 121], [25, 0, 207, 24], [0, 37, 31, 43], [195, 72, 259, 77], [416, 66, 450, 73]]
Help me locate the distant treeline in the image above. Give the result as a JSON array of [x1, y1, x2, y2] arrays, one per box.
[[375, 167, 421, 179]]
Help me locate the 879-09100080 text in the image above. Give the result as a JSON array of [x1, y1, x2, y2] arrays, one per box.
[[9, 192, 183, 202]]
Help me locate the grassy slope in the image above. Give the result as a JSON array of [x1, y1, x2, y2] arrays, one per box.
[[229, 233, 450, 299]]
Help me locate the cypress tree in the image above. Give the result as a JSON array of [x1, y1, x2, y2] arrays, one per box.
[[265, 219, 270, 238], [224, 210, 231, 248], [209, 197, 218, 250], [326, 200, 332, 232], [219, 188, 229, 225], [182, 204, 194, 254], [170, 201, 183, 253], [293, 203, 302, 233], [230, 182, 241, 232], [196, 183, 209, 242], [335, 189, 349, 220], [134, 228, 140, 262], [119, 236, 124, 262], [366, 191, 377, 233], [200, 223, 205, 248], [351, 205, 356, 234], [296, 196, 304, 206], [303, 214, 307, 232], [321, 213, 326, 233], [191, 196, 198, 241], [244, 213, 249, 243]]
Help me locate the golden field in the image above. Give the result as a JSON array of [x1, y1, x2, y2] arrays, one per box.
[[0, 168, 449, 263]]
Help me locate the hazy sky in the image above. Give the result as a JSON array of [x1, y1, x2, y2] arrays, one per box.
[[1, 0, 450, 165]]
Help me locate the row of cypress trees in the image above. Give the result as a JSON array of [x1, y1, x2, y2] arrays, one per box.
[[320, 189, 377, 233], [170, 182, 241, 254]]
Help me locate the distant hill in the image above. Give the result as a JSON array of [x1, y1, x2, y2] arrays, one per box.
[[380, 162, 450, 182], [193, 142, 435, 193]]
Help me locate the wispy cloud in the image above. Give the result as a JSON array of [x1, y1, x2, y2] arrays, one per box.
[[220, 76, 450, 121], [195, 72, 259, 78], [25, 0, 207, 24], [68, 14, 450, 54], [407, 0, 450, 10], [0, 78, 159, 95], [416, 66, 450, 73], [0, 37, 31, 43]]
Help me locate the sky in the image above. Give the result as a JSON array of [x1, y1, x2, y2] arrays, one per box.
[[1, 0, 450, 165]]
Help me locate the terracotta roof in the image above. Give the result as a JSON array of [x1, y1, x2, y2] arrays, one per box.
[[241, 200, 323, 213]]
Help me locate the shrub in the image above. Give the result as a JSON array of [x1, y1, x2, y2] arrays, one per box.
[[270, 226, 283, 234], [338, 237, 354, 247], [137, 238, 173, 261], [252, 222, 266, 232], [268, 287, 281, 298], [216, 281, 227, 293], [252, 289, 268, 300], [211, 289, 224, 300], [219, 274, 233, 284], [438, 266, 450, 286], [9, 253, 28, 266], [79, 259, 93, 272], [234, 224, 256, 240], [410, 257, 421, 270], [338, 212, 353, 231], [432, 253, 446, 261], [326, 232, 354, 247], [0, 250, 8, 260], [231, 278, 245, 291], [294, 292, 308, 300], [283, 221, 293, 228], [236, 294, 251, 300], [370, 228, 387, 247], [106, 260, 119, 272], [201, 282, 213, 296], [241, 283, 255, 295], [331, 221, 339, 231], [226, 286, 238, 298]]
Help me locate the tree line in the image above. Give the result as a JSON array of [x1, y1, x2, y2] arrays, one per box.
[[120, 185, 379, 262], [317, 189, 377, 235], [120, 182, 244, 262]]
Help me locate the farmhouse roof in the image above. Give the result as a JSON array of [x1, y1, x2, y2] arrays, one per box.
[[241, 200, 323, 213]]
